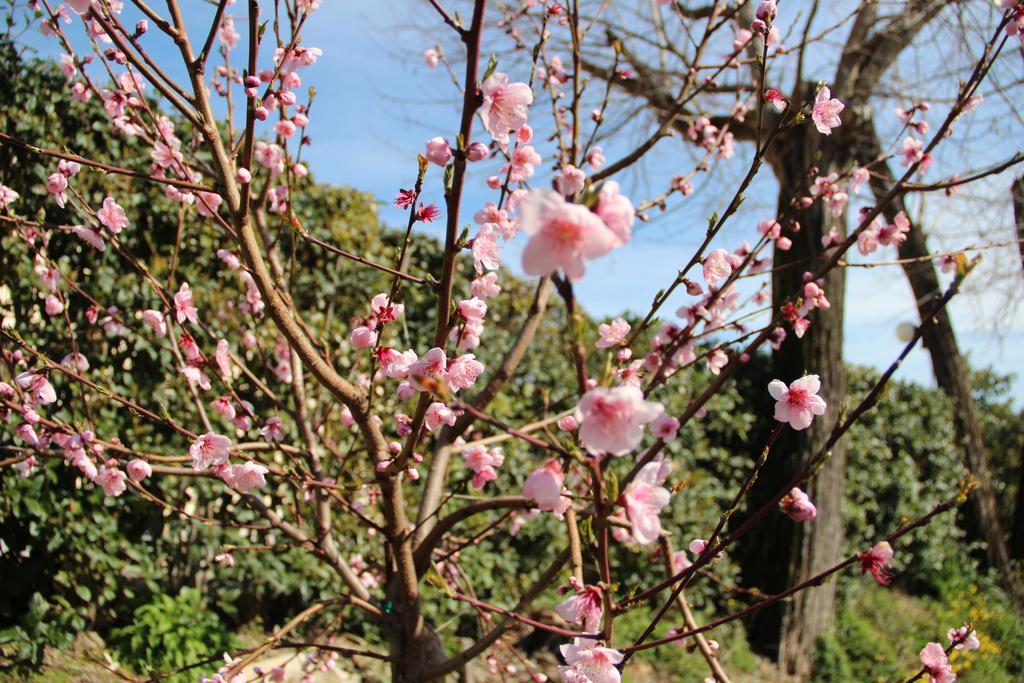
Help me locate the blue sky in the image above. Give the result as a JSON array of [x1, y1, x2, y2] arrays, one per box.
[[21, 1, 1024, 405]]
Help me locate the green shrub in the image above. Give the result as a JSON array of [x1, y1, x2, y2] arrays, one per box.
[[109, 588, 235, 681]]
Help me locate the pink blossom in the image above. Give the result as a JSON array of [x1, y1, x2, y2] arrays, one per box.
[[350, 325, 378, 349], [457, 297, 487, 322], [707, 349, 728, 375], [0, 183, 19, 208], [703, 249, 733, 288], [857, 219, 881, 256], [465, 141, 489, 161], [409, 347, 447, 392], [800, 281, 830, 314], [190, 432, 232, 472], [596, 317, 630, 349], [577, 385, 663, 456], [587, 146, 606, 171], [919, 643, 956, 683], [15, 371, 57, 405], [780, 487, 817, 521], [46, 172, 68, 207], [180, 363, 211, 389], [472, 224, 502, 273], [877, 211, 910, 247], [196, 191, 223, 218], [142, 309, 166, 337], [213, 339, 231, 376], [558, 639, 623, 683], [16, 455, 39, 477], [650, 413, 680, 442], [947, 626, 980, 651], [16, 423, 40, 447], [556, 579, 603, 631], [523, 459, 565, 511], [858, 541, 894, 585], [126, 458, 152, 482], [623, 461, 671, 545], [416, 203, 441, 223], [594, 181, 635, 247], [557, 415, 579, 431], [501, 144, 542, 183], [811, 87, 844, 135], [178, 332, 201, 362], [423, 48, 439, 68], [44, 295, 64, 315], [174, 282, 198, 324], [900, 136, 924, 167], [96, 465, 128, 496], [96, 196, 130, 233], [274, 45, 323, 73], [688, 538, 725, 559], [260, 417, 284, 441], [471, 273, 502, 299], [768, 375, 827, 430], [555, 165, 586, 196], [520, 190, 618, 282], [61, 353, 89, 371], [462, 445, 505, 490], [370, 293, 404, 324], [851, 167, 870, 192], [424, 137, 452, 166], [446, 354, 484, 393], [72, 225, 105, 251], [425, 402, 457, 432], [274, 119, 296, 138], [229, 461, 269, 492], [755, 0, 777, 25], [764, 88, 786, 111], [479, 72, 533, 144]]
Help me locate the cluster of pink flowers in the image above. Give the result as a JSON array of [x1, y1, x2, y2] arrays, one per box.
[[190, 432, 268, 492], [461, 444, 505, 490], [7, 367, 157, 496], [350, 293, 406, 351], [686, 116, 735, 159], [857, 209, 911, 256], [401, 347, 485, 396]]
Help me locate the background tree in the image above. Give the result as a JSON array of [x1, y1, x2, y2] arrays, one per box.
[[1, 1, 1021, 681], [575, 0, 1024, 673]]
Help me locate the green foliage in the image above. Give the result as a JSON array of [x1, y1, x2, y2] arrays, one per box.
[[109, 588, 235, 681], [814, 573, 1024, 683]]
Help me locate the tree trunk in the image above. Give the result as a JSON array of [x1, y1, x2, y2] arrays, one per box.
[[739, 129, 848, 678], [1012, 176, 1024, 561], [1012, 176, 1024, 282], [864, 127, 1022, 603]]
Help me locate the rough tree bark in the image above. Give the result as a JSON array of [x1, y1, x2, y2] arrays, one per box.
[[737, 119, 849, 677], [1013, 175, 1024, 560], [1013, 176, 1024, 282]]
